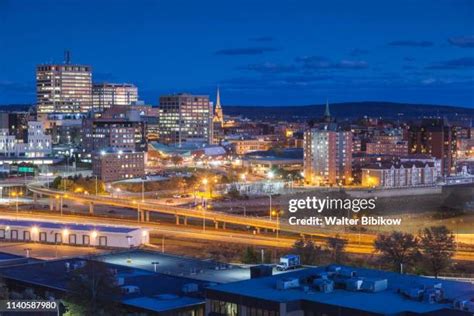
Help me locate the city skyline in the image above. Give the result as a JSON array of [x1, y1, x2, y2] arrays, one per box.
[[0, 0, 473, 107]]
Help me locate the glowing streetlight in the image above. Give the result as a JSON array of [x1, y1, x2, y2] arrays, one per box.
[[271, 210, 282, 239], [11, 191, 23, 218]]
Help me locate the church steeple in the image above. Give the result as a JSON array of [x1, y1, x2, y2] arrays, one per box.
[[216, 87, 222, 109], [323, 98, 333, 123], [324, 98, 331, 117], [213, 87, 224, 124]]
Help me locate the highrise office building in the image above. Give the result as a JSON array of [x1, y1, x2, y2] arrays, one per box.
[[158, 93, 213, 145], [36, 57, 92, 114], [92, 83, 138, 112]]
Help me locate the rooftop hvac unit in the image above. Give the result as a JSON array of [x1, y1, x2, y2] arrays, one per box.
[[121, 285, 140, 294], [346, 278, 364, 291], [314, 278, 334, 293], [182, 283, 199, 293], [423, 288, 444, 304], [326, 265, 342, 273], [360, 278, 388, 293], [401, 287, 424, 300], [454, 299, 474, 312], [339, 268, 357, 278], [276, 277, 300, 290]]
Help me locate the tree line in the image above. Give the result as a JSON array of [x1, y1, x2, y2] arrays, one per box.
[[253, 225, 456, 278]]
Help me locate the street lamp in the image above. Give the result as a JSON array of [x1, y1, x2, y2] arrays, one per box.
[[55, 194, 63, 216], [132, 200, 141, 222], [271, 209, 282, 239], [268, 194, 273, 220], [11, 191, 23, 218], [198, 205, 206, 232]]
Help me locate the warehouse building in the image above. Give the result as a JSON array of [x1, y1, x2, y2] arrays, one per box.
[[0, 219, 148, 248], [206, 265, 474, 315]]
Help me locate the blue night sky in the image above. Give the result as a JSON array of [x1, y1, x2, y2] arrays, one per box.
[[0, 0, 473, 107]]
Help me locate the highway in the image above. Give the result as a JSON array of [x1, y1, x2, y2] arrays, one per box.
[[27, 182, 300, 233], [1, 209, 473, 261], [22, 182, 474, 262]]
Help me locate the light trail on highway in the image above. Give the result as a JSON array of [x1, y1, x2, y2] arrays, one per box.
[[1, 209, 473, 261]]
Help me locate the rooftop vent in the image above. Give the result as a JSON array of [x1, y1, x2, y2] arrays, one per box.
[[314, 278, 334, 293], [454, 299, 474, 312], [121, 285, 140, 294], [346, 278, 364, 291], [276, 277, 300, 290], [360, 278, 388, 293]]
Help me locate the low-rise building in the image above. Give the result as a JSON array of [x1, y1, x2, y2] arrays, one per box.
[[0, 121, 52, 159], [230, 138, 274, 155], [0, 257, 206, 315], [361, 160, 439, 188], [92, 148, 145, 182], [205, 265, 474, 316], [0, 219, 148, 248]]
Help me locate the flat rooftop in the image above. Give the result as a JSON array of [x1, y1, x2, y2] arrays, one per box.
[[207, 265, 474, 315], [0, 257, 209, 313], [96, 249, 250, 283]]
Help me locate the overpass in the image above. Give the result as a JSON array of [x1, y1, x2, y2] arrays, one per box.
[[27, 183, 292, 233]]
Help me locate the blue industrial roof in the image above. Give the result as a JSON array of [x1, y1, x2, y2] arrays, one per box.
[[0, 219, 138, 234], [97, 250, 249, 283], [0, 252, 24, 261], [123, 296, 203, 313], [0, 257, 208, 312], [208, 265, 474, 315]]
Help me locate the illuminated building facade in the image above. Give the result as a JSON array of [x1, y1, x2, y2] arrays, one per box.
[[92, 83, 138, 112], [36, 64, 92, 113], [0, 121, 51, 158], [303, 126, 352, 185], [408, 118, 455, 176], [92, 149, 145, 182], [158, 94, 213, 145]]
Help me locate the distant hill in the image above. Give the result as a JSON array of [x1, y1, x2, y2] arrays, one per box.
[[223, 102, 474, 121], [0, 102, 473, 122]]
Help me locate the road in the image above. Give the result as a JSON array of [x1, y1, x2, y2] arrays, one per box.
[[28, 183, 293, 232], [1, 209, 473, 261]]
